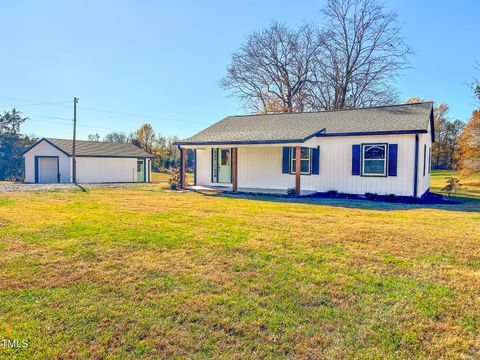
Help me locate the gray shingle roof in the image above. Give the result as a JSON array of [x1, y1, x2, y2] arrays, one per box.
[[178, 102, 434, 145], [44, 138, 154, 158]]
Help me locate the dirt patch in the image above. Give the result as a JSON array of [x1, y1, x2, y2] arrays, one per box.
[[0, 183, 146, 193]]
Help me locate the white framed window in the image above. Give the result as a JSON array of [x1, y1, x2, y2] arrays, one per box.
[[362, 143, 387, 176], [291, 147, 311, 175]]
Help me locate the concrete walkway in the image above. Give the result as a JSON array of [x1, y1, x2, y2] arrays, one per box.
[[186, 185, 316, 196]]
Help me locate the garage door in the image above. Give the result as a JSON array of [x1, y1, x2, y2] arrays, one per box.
[[38, 157, 59, 183]]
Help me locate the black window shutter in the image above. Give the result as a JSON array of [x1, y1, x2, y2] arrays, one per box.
[[311, 146, 320, 174], [352, 144, 361, 175], [388, 144, 398, 176], [282, 147, 290, 174], [423, 144, 426, 176]]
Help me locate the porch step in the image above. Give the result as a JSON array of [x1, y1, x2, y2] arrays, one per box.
[[186, 185, 230, 194]]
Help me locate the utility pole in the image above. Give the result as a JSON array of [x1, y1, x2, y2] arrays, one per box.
[[72, 97, 79, 184]]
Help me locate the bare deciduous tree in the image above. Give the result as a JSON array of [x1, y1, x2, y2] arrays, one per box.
[[103, 132, 131, 143], [472, 60, 480, 105], [222, 1, 411, 113], [88, 133, 100, 142], [306, 0, 411, 110], [220, 21, 322, 113]]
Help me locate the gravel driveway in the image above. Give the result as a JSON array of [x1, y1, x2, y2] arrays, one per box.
[[0, 183, 139, 192]]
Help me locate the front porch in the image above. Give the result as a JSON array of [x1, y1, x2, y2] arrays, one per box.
[[179, 145, 312, 195]]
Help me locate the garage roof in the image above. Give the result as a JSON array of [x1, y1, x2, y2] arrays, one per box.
[[25, 138, 154, 158]]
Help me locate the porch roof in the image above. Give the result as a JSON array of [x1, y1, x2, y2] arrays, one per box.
[[176, 102, 434, 146]]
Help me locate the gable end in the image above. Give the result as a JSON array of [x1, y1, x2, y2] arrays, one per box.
[[22, 138, 71, 157]]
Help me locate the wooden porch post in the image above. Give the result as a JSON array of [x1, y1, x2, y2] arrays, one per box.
[[232, 147, 238, 192], [295, 146, 301, 195], [180, 147, 186, 189]]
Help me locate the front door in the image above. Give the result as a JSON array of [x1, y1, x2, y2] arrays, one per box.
[[137, 159, 145, 182], [217, 148, 231, 183], [38, 157, 59, 183]]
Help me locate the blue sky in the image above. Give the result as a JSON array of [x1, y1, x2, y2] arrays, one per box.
[[1, 0, 478, 140]]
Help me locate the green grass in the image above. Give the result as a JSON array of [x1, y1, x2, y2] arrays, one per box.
[[0, 185, 479, 358], [431, 170, 480, 199]]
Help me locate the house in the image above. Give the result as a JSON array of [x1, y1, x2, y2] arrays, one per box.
[[176, 102, 434, 198], [23, 138, 154, 184]]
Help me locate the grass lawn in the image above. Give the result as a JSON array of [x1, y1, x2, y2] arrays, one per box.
[[0, 184, 479, 358], [431, 170, 480, 199]]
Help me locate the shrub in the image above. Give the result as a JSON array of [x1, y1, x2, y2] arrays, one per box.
[[286, 188, 297, 196], [169, 168, 187, 189], [385, 193, 397, 202], [158, 167, 175, 174], [406, 196, 420, 204], [364, 192, 378, 201], [442, 177, 461, 196], [326, 190, 338, 197]]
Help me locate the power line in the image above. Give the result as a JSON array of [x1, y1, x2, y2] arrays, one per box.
[[28, 114, 133, 130], [26, 118, 69, 125], [0, 96, 43, 101], [0, 95, 206, 125], [0, 96, 72, 108], [34, 115, 72, 121], [25, 117, 118, 131], [77, 105, 200, 124], [0, 100, 72, 108]]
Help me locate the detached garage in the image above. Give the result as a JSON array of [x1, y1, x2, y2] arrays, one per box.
[[23, 138, 154, 184]]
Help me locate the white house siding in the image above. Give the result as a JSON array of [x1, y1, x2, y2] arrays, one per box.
[[196, 149, 212, 186], [23, 141, 71, 183], [194, 134, 420, 197], [238, 147, 295, 189], [75, 157, 138, 183], [146, 159, 152, 182], [304, 135, 416, 196], [417, 122, 432, 196]]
